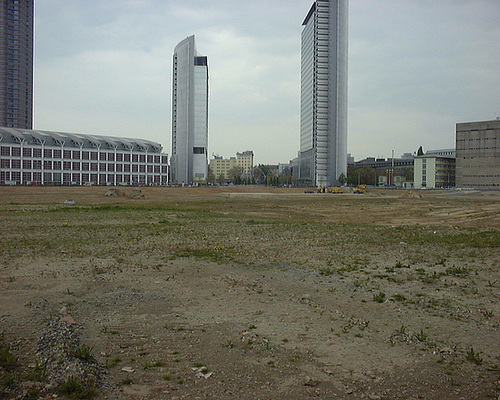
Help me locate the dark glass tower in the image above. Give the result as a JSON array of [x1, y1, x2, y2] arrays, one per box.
[[0, 0, 34, 129]]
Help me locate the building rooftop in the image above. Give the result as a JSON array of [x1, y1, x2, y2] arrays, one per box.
[[0, 127, 164, 153]]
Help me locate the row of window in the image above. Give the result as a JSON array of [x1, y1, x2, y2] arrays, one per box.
[[0, 171, 165, 185], [456, 137, 498, 141], [459, 174, 500, 178], [1, 159, 166, 173], [457, 147, 499, 151], [456, 165, 499, 168], [0, 146, 165, 163]]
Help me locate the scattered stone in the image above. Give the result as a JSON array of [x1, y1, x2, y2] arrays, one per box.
[[192, 367, 213, 379], [304, 377, 319, 387], [121, 367, 135, 373], [440, 347, 453, 353], [63, 199, 76, 205], [59, 316, 76, 325]]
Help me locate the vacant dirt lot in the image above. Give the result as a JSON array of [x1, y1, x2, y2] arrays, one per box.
[[1, 186, 499, 399]]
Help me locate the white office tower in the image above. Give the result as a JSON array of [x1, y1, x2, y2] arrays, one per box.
[[171, 35, 209, 185], [299, 0, 348, 187]]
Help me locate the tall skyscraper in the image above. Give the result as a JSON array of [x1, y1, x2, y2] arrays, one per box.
[[171, 35, 209, 185], [299, 0, 348, 187], [0, 0, 34, 129]]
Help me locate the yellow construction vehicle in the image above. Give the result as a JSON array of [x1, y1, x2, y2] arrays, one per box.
[[328, 186, 344, 194], [354, 184, 367, 194]]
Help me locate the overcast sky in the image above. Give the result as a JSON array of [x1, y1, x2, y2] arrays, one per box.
[[34, 0, 500, 164]]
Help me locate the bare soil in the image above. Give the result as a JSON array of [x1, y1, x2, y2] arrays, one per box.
[[0, 186, 499, 399]]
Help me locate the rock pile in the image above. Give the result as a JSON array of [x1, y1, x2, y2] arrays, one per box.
[[36, 316, 106, 391]]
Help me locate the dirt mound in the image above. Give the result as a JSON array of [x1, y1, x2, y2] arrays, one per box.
[[104, 188, 124, 197], [127, 187, 144, 199], [400, 190, 424, 199]]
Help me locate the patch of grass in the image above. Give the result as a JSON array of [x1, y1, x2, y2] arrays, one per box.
[[396, 325, 407, 334], [0, 341, 17, 369], [0, 371, 15, 388], [24, 388, 41, 399], [71, 344, 94, 361], [391, 294, 406, 302], [419, 271, 443, 284], [318, 267, 335, 276], [25, 362, 46, 382], [105, 357, 122, 368], [373, 292, 386, 303], [143, 361, 165, 370], [444, 266, 468, 277], [58, 376, 97, 399], [121, 378, 133, 385], [395, 261, 410, 268], [466, 348, 483, 365], [415, 330, 428, 342]]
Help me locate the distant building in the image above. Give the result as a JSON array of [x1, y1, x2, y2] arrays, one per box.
[[456, 119, 500, 189], [0, 0, 34, 129], [351, 155, 414, 187], [298, 0, 348, 187], [414, 149, 455, 189], [236, 151, 254, 176], [171, 35, 208, 185], [278, 162, 293, 176], [210, 156, 237, 181], [209, 151, 254, 181], [0, 127, 168, 185]]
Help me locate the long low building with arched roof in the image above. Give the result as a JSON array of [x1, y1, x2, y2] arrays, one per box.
[[0, 127, 168, 185]]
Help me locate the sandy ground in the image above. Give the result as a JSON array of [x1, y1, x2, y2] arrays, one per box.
[[0, 186, 499, 399]]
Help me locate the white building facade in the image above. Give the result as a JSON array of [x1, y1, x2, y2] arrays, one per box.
[[298, 0, 348, 187], [171, 35, 209, 185], [0, 127, 168, 185], [414, 149, 456, 189]]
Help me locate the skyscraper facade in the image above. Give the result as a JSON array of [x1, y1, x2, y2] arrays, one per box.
[[0, 0, 34, 129], [299, 0, 348, 187], [171, 35, 209, 185]]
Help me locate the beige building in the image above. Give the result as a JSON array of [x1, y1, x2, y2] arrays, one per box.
[[210, 151, 254, 181], [414, 149, 455, 189], [456, 119, 500, 189], [236, 151, 254, 175]]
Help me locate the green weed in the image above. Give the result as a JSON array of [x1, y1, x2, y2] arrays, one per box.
[[415, 330, 428, 342], [71, 344, 94, 361], [59, 376, 97, 399], [373, 292, 386, 303], [466, 348, 482, 365]]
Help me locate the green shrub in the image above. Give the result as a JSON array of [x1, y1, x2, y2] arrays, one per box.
[[373, 292, 386, 303]]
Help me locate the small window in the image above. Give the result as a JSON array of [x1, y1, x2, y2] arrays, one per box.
[[193, 147, 205, 154]]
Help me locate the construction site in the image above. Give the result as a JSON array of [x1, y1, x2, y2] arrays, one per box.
[[0, 185, 499, 399]]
